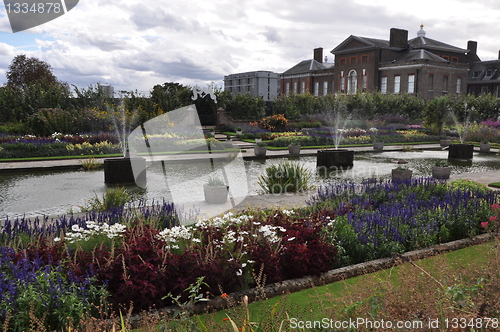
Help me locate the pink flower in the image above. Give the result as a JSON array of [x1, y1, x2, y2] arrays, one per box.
[[481, 222, 489, 229], [489, 216, 497, 222], [491, 203, 500, 210]]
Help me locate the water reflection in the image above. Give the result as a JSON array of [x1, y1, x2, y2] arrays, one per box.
[[0, 149, 499, 217]]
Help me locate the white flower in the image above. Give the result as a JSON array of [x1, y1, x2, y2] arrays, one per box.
[[236, 269, 243, 276], [288, 237, 296, 241], [53, 237, 61, 242]]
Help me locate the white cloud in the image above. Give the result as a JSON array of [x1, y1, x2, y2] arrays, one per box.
[[0, 0, 497, 92]]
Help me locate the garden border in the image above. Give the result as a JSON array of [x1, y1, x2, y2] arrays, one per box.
[[127, 233, 494, 327]]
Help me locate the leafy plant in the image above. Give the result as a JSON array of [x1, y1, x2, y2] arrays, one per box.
[[81, 187, 134, 212], [423, 96, 452, 136], [257, 161, 313, 194], [79, 157, 103, 170], [434, 159, 449, 167], [206, 176, 226, 187], [0, 248, 108, 331]]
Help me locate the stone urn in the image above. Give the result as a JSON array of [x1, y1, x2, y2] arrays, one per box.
[[254, 138, 262, 143], [203, 185, 229, 204], [480, 142, 491, 152], [448, 143, 474, 160], [317, 149, 354, 169], [373, 142, 384, 151], [288, 144, 301, 155], [391, 168, 413, 181], [254, 145, 267, 157], [432, 166, 452, 179]]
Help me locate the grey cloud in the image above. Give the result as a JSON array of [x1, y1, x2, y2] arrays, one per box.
[[73, 32, 129, 52], [260, 26, 283, 43], [117, 52, 222, 82], [129, 5, 202, 32]]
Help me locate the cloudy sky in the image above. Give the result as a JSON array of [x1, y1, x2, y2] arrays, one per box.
[[0, 0, 499, 94]]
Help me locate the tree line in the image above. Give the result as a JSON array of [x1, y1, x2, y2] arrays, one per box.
[[2, 55, 500, 135]]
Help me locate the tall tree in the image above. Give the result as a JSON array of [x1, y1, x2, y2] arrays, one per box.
[[6, 54, 60, 89]]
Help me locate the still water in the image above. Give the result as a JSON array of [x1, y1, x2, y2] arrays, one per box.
[[0, 150, 498, 217]]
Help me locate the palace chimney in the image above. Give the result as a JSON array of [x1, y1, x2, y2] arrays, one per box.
[[314, 47, 323, 63], [389, 28, 408, 49]]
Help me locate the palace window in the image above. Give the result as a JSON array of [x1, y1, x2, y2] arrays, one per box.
[[381, 76, 387, 94], [347, 70, 358, 94], [456, 77, 462, 94], [394, 75, 401, 93], [408, 74, 415, 94]]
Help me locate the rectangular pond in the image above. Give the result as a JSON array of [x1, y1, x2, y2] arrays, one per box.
[[0, 149, 499, 217]]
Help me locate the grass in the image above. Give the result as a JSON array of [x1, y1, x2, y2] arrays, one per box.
[[80, 187, 134, 212], [186, 240, 499, 331], [489, 182, 500, 188], [257, 160, 313, 194]]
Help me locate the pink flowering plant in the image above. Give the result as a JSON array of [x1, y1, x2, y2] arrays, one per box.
[[485, 203, 500, 236]]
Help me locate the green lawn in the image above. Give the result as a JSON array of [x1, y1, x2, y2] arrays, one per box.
[[181, 241, 498, 331]]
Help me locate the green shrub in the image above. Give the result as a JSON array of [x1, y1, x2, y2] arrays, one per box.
[[258, 160, 313, 194], [81, 187, 134, 212]]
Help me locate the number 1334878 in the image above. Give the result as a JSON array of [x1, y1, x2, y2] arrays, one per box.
[[5, 2, 62, 14]]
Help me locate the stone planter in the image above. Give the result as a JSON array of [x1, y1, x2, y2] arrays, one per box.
[[440, 139, 451, 147], [480, 143, 491, 152], [209, 130, 215, 136], [204, 185, 229, 204], [236, 130, 242, 135], [391, 169, 413, 181], [373, 142, 384, 151], [254, 138, 262, 143], [288, 144, 301, 155], [448, 143, 474, 160], [432, 166, 452, 180], [104, 157, 146, 186], [254, 145, 267, 157], [317, 149, 354, 168]]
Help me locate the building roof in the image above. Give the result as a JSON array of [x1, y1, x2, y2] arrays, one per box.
[[469, 60, 500, 82], [408, 36, 468, 53], [331, 35, 393, 54], [392, 49, 450, 62], [282, 59, 327, 75], [332, 28, 468, 56]]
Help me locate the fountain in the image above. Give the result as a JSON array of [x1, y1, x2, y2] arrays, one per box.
[[316, 104, 354, 169], [103, 102, 146, 186], [448, 107, 473, 160]]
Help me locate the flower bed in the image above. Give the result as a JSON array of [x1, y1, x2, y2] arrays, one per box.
[[0, 133, 122, 159], [0, 133, 236, 159], [0, 178, 497, 330], [264, 127, 440, 147]]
